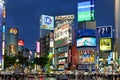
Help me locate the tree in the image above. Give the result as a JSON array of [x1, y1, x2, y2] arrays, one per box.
[[15, 52, 29, 67], [34, 56, 49, 68], [4, 53, 16, 69]]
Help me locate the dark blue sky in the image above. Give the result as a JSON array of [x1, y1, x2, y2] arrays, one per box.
[[6, 0, 115, 50]]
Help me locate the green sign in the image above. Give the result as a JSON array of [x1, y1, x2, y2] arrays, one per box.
[[78, 11, 94, 22], [77, 0, 94, 22]]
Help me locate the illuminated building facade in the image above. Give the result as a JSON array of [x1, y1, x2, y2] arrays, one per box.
[[54, 15, 74, 70], [0, 0, 5, 70], [6, 28, 18, 56]]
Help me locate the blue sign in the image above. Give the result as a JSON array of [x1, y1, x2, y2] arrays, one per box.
[[76, 29, 96, 38], [96, 25, 112, 38], [44, 17, 52, 25], [41, 15, 54, 30], [78, 0, 94, 12]]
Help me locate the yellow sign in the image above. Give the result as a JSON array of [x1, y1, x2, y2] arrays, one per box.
[[100, 38, 111, 51], [9, 28, 18, 34]]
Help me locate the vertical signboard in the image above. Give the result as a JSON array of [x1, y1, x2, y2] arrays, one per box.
[[77, 0, 94, 22], [36, 41, 40, 54], [54, 15, 74, 47]]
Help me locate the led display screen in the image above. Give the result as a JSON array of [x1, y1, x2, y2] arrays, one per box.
[[76, 29, 96, 37], [100, 38, 111, 51], [54, 15, 74, 47], [18, 39, 24, 46], [78, 50, 95, 64], [96, 25, 112, 38], [77, 0, 94, 22], [77, 37, 96, 47]]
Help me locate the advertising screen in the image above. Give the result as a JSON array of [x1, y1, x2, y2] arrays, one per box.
[[96, 25, 112, 38], [77, 0, 94, 22], [54, 15, 74, 47], [9, 44, 17, 55], [100, 38, 111, 51], [40, 15, 54, 30], [77, 37, 96, 47], [18, 39, 24, 46], [76, 29, 96, 37], [78, 50, 95, 64]]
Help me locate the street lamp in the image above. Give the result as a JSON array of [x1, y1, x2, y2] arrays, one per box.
[[16, 59, 19, 63], [15, 59, 19, 73]]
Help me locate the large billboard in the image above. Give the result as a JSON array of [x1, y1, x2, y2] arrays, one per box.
[[78, 50, 95, 64], [77, 37, 96, 47], [54, 15, 74, 47], [40, 15, 54, 30], [77, 0, 94, 22], [100, 38, 112, 51], [76, 29, 96, 38], [9, 44, 17, 55], [96, 25, 112, 38]]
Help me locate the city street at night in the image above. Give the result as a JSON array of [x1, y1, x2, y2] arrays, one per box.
[[1, 0, 120, 80]]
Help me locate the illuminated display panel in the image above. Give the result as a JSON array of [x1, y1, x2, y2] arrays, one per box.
[[78, 50, 95, 64], [40, 15, 54, 30], [9, 28, 18, 34], [96, 25, 112, 38], [100, 38, 111, 51], [77, 0, 94, 22], [77, 37, 96, 47], [9, 44, 17, 55], [18, 39, 24, 46], [54, 15, 74, 47], [36, 41, 40, 53]]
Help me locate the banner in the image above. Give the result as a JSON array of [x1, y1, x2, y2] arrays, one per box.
[[54, 15, 74, 47]]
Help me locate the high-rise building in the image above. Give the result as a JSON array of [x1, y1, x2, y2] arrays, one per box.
[[0, 0, 5, 70], [6, 28, 18, 56], [40, 33, 50, 57], [54, 15, 74, 70]]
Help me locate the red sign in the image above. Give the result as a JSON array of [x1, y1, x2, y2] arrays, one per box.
[[18, 39, 24, 46]]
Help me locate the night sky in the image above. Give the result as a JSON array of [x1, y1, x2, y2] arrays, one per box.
[[6, 0, 115, 50]]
